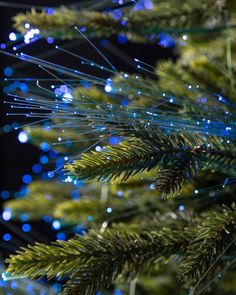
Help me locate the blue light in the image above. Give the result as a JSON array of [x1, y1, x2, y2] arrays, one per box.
[[87, 215, 93, 221], [22, 174, 32, 184], [18, 131, 28, 143], [80, 26, 86, 32], [40, 155, 49, 164], [43, 215, 52, 223], [20, 83, 28, 93], [3, 67, 13, 77], [40, 142, 50, 152], [115, 289, 123, 295], [48, 171, 55, 178], [11, 281, 17, 289], [56, 232, 66, 240], [1, 191, 10, 199], [117, 34, 127, 44], [22, 223, 31, 232], [106, 207, 113, 213], [178, 205, 185, 211], [20, 213, 29, 222], [71, 190, 80, 200], [1, 43, 6, 49], [134, 0, 153, 10], [9, 32, 17, 41], [32, 164, 42, 174], [3, 233, 11, 241], [45, 7, 54, 15], [2, 210, 11, 221], [52, 220, 61, 230], [47, 37, 54, 44], [117, 191, 123, 197]]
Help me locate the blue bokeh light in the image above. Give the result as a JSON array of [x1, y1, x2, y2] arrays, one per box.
[[22, 174, 32, 184], [22, 223, 31, 232]]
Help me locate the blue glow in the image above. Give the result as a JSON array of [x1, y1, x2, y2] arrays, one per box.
[[9, 32, 17, 41], [3, 233, 11, 241], [1, 191, 10, 199], [47, 37, 54, 44], [11, 281, 17, 289], [43, 215, 52, 223], [71, 190, 80, 200], [45, 7, 54, 15], [32, 164, 42, 174], [40, 142, 50, 152], [134, 0, 153, 10], [87, 215, 93, 221], [22, 223, 31, 232], [40, 155, 49, 164], [117, 34, 127, 44], [52, 220, 61, 230], [4, 67, 13, 77], [115, 289, 123, 295], [52, 283, 62, 293], [20, 213, 29, 222], [48, 171, 55, 178], [18, 131, 28, 143], [0, 43, 6, 49], [106, 207, 113, 213], [56, 232, 66, 241], [80, 26, 86, 32], [20, 83, 28, 93], [22, 174, 32, 184], [158, 33, 175, 48], [117, 191, 123, 197], [2, 210, 11, 221], [178, 205, 185, 211]]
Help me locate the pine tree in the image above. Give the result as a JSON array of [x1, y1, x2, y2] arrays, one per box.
[[3, 1, 236, 294]]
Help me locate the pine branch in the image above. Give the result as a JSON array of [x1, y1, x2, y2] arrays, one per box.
[[12, 0, 230, 42], [65, 130, 236, 198], [5, 180, 73, 220], [6, 228, 187, 294], [179, 204, 236, 288]]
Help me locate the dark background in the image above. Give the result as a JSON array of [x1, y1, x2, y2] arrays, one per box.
[[0, 0, 175, 261]]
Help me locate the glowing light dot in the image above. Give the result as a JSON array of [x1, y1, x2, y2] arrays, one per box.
[[52, 220, 61, 230], [95, 146, 102, 152], [18, 131, 28, 143], [194, 189, 199, 194], [3, 233, 11, 241], [178, 205, 185, 211], [105, 85, 112, 93], [106, 207, 113, 213], [2, 210, 11, 221], [57, 232, 66, 240], [150, 184, 155, 190], [22, 174, 32, 184], [169, 98, 174, 103], [3, 67, 13, 77], [22, 223, 31, 232], [9, 32, 17, 41], [24, 23, 30, 29], [182, 35, 188, 40]]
